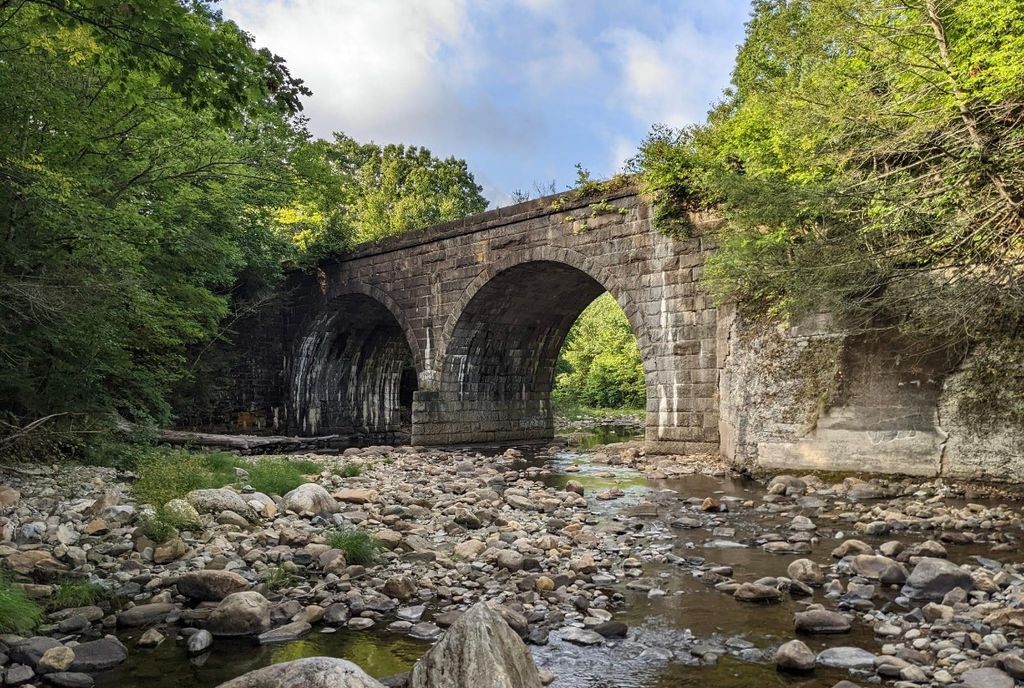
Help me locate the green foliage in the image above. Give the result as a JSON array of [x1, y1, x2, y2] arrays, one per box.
[[326, 528, 380, 566], [50, 580, 108, 610], [0, 578, 43, 633], [335, 462, 362, 478], [554, 293, 645, 409], [263, 564, 298, 591], [132, 450, 238, 507], [276, 134, 488, 256], [133, 450, 318, 505], [0, 2, 303, 445], [139, 511, 178, 544], [245, 458, 318, 496], [636, 0, 1024, 347]]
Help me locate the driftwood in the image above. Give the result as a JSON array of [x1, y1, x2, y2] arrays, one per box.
[[157, 429, 347, 454]]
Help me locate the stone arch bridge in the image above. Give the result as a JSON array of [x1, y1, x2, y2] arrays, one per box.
[[240, 189, 721, 453]]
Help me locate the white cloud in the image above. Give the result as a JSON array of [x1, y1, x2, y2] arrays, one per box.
[[222, 0, 527, 152], [605, 10, 742, 128]]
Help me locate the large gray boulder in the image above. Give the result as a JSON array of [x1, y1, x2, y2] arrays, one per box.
[[207, 591, 272, 637], [280, 483, 337, 516], [187, 489, 256, 522], [901, 558, 974, 601], [216, 657, 384, 688], [408, 602, 542, 688]]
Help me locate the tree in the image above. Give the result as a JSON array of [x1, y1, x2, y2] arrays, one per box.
[[554, 294, 645, 409], [275, 134, 487, 255], [636, 0, 1024, 346], [0, 1, 304, 447]]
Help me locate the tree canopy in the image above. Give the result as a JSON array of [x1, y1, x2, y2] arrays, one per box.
[[636, 0, 1024, 348], [0, 1, 489, 451]]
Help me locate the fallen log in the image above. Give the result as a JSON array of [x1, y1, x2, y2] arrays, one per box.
[[157, 429, 348, 454]]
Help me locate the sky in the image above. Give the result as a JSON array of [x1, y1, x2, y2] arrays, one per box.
[[221, 0, 752, 207]]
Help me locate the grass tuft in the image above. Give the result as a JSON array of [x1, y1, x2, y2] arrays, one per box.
[[326, 528, 380, 566], [335, 462, 361, 478], [50, 580, 108, 610], [0, 578, 43, 633]]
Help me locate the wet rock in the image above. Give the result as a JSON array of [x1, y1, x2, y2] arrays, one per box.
[[117, 603, 174, 628], [816, 646, 876, 670], [795, 609, 851, 634], [69, 637, 128, 672], [776, 639, 815, 672], [187, 630, 213, 655], [849, 555, 907, 584], [217, 657, 385, 688], [901, 558, 974, 601], [207, 591, 272, 637], [281, 483, 337, 515], [408, 602, 542, 688], [733, 583, 782, 603], [787, 559, 824, 586], [137, 629, 165, 648], [408, 622, 442, 640], [177, 570, 250, 602], [45, 672, 95, 688], [559, 627, 604, 646], [831, 539, 873, 559], [257, 621, 311, 644], [592, 621, 628, 638], [11, 637, 62, 666]]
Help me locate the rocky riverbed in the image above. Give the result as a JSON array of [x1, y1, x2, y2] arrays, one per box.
[[0, 432, 1022, 688]]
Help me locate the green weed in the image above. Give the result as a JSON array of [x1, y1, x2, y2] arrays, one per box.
[[50, 580, 107, 610], [0, 579, 43, 633], [326, 528, 380, 566]]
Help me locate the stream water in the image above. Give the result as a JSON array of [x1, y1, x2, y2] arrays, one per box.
[[95, 426, 992, 687]]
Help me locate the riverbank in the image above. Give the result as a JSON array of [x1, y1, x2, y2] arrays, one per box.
[[0, 435, 1021, 687]]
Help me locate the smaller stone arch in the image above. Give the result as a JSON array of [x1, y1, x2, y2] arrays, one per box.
[[288, 285, 419, 442]]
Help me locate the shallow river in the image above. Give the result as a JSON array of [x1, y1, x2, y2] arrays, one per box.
[[95, 427, 992, 687]]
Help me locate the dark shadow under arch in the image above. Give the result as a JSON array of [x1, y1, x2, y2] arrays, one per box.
[[289, 292, 418, 441], [414, 259, 651, 444]]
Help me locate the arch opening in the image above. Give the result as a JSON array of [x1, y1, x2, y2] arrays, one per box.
[[290, 293, 417, 442], [415, 261, 649, 444]]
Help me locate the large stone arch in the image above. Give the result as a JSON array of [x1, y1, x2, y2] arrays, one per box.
[[432, 246, 656, 373], [414, 247, 658, 445], [288, 285, 419, 442]]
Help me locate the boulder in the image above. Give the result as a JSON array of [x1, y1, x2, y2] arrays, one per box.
[[382, 576, 416, 602], [961, 667, 1014, 688], [787, 559, 824, 586], [69, 637, 128, 672], [257, 621, 311, 645], [217, 657, 384, 688], [162, 499, 201, 526], [187, 630, 213, 656], [177, 570, 250, 602], [733, 582, 782, 603], [281, 483, 337, 516], [850, 555, 907, 584], [775, 639, 815, 672], [795, 609, 851, 634], [334, 488, 378, 504], [816, 646, 875, 670], [207, 591, 272, 637], [186, 489, 255, 522], [408, 602, 542, 688], [901, 557, 974, 601], [117, 603, 174, 628]]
